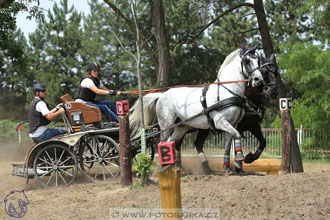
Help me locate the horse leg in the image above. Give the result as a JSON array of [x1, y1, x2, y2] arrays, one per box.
[[167, 126, 191, 169], [175, 138, 183, 169], [214, 119, 244, 162], [194, 129, 212, 174], [244, 124, 266, 163], [213, 118, 245, 173], [223, 133, 234, 176]]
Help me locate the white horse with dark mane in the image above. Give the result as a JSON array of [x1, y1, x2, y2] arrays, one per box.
[[130, 45, 265, 173]]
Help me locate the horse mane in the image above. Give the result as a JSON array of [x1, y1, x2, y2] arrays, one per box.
[[217, 49, 240, 78]]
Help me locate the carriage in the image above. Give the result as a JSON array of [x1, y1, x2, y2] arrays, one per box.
[[12, 94, 158, 188]]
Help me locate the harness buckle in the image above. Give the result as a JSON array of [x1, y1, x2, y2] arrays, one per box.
[[200, 95, 205, 103]]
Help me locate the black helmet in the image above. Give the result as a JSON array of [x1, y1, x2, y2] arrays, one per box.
[[33, 83, 46, 92], [87, 62, 100, 71]]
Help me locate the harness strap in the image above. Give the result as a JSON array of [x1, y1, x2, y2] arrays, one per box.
[[200, 85, 216, 131], [202, 96, 245, 115]]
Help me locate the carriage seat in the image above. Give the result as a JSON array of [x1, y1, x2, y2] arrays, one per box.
[[60, 94, 102, 126]]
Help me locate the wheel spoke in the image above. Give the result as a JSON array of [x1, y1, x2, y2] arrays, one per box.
[[59, 168, 74, 177], [55, 169, 58, 187], [58, 155, 74, 166], [104, 164, 115, 177], [54, 147, 57, 163], [39, 156, 53, 166], [57, 149, 65, 164], [46, 172, 54, 185], [108, 162, 119, 168], [85, 162, 98, 174], [94, 163, 100, 180], [57, 170, 67, 185], [84, 159, 98, 163], [39, 168, 54, 178], [102, 165, 105, 181], [45, 151, 54, 165]]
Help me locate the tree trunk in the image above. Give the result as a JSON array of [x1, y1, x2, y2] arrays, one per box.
[[151, 0, 170, 88], [253, 0, 303, 172], [289, 117, 304, 172]]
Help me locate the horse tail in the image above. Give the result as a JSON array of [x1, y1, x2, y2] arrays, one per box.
[[129, 93, 162, 139]]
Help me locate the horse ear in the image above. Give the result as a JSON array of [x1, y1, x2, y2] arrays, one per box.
[[240, 44, 247, 56], [270, 53, 275, 64], [250, 45, 257, 54], [261, 55, 266, 64]]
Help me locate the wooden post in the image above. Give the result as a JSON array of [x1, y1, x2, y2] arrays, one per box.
[[158, 165, 182, 220], [280, 98, 292, 173], [281, 109, 291, 173], [119, 114, 132, 186]]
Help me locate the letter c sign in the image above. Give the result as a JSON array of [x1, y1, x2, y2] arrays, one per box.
[[279, 98, 292, 110]]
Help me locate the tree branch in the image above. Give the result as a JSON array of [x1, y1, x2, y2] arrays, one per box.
[[103, 0, 158, 66], [175, 3, 255, 47]]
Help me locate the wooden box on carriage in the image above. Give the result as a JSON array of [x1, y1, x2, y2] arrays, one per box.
[[60, 94, 102, 126], [116, 100, 130, 115], [158, 141, 176, 165]]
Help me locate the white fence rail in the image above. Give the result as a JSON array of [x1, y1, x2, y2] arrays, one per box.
[[181, 128, 330, 159], [1, 124, 329, 159]]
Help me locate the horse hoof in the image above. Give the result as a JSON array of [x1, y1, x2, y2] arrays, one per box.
[[244, 152, 255, 164], [235, 168, 245, 174], [234, 153, 245, 162], [234, 161, 243, 170], [224, 168, 234, 176], [202, 162, 213, 175], [175, 161, 182, 169]]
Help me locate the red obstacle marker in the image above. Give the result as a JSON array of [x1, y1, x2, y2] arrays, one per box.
[[116, 100, 130, 115], [158, 141, 176, 165]]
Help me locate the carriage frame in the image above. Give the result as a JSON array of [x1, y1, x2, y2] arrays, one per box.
[[12, 94, 158, 188]]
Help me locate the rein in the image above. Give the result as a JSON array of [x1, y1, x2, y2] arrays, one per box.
[[125, 79, 248, 95]]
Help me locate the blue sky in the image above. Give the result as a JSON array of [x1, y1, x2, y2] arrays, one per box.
[[16, 0, 91, 39]]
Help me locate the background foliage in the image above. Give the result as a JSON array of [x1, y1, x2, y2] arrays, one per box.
[[0, 0, 329, 140]]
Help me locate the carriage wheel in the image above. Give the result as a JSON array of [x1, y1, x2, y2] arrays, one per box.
[[33, 144, 78, 188], [79, 135, 120, 182], [146, 138, 156, 161]]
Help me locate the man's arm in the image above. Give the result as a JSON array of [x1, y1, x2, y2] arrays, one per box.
[[90, 85, 126, 95], [44, 108, 65, 121]]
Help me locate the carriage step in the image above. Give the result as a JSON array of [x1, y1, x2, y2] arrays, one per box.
[[12, 163, 35, 179]]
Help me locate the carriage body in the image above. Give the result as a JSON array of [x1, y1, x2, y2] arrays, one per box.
[[12, 94, 157, 188]]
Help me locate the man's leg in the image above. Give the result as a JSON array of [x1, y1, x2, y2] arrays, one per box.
[[33, 128, 67, 143], [92, 100, 119, 122]]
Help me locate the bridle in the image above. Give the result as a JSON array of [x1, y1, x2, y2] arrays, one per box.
[[239, 50, 264, 83]]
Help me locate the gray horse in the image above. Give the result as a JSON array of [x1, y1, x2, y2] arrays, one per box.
[[130, 45, 265, 170]]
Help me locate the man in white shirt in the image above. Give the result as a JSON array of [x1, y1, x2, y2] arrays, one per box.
[[29, 83, 67, 143], [74, 62, 127, 123]]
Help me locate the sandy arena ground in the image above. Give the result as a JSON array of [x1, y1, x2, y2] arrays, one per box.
[[0, 141, 330, 220]]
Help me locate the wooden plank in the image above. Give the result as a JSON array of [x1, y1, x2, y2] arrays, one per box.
[[210, 158, 281, 175]]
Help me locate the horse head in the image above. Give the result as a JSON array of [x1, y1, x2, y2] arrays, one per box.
[[260, 54, 279, 99], [240, 45, 264, 87]]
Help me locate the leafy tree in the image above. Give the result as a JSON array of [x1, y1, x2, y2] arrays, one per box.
[[273, 42, 329, 144], [81, 0, 139, 90], [0, 0, 43, 58], [265, 0, 329, 51], [0, 28, 31, 120], [28, 0, 83, 107]]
